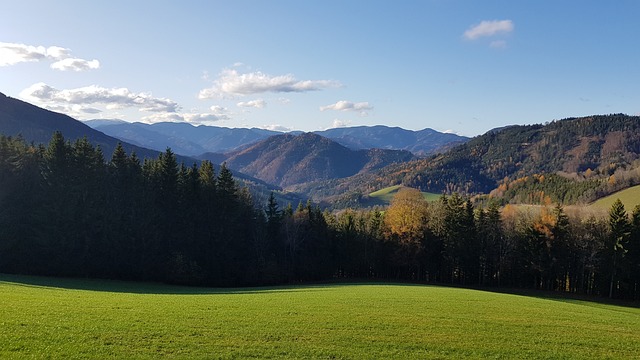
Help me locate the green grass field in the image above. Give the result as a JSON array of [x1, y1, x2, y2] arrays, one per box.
[[366, 185, 441, 206], [591, 184, 640, 212], [1, 274, 640, 359]]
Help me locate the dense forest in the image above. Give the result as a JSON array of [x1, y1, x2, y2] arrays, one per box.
[[1, 132, 640, 300]]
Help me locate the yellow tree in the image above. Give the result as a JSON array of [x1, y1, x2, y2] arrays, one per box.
[[384, 188, 429, 278]]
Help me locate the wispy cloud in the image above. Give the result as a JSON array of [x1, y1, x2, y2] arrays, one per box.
[[261, 124, 292, 132], [142, 112, 229, 125], [320, 100, 372, 117], [329, 119, 352, 129], [237, 99, 266, 109], [463, 20, 513, 40], [199, 68, 341, 98], [50, 58, 100, 71], [207, 105, 232, 121], [320, 100, 372, 112], [0, 42, 99, 71], [20, 83, 179, 115]]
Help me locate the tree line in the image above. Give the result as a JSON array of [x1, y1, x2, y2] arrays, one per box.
[[1, 133, 639, 299]]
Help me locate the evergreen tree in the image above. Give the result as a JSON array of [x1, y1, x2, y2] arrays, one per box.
[[607, 199, 630, 298], [629, 205, 640, 299]]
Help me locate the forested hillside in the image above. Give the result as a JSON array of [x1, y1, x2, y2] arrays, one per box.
[[224, 133, 415, 187], [0, 92, 159, 161], [2, 132, 640, 300], [303, 114, 640, 206]]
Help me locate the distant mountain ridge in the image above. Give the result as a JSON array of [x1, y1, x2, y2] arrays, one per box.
[[85, 120, 281, 156], [86, 120, 468, 157], [313, 125, 468, 155]]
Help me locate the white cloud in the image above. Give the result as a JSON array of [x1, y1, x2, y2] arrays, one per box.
[[199, 68, 341, 98], [20, 82, 179, 113], [45, 46, 72, 59], [50, 58, 100, 71], [209, 105, 231, 118], [463, 20, 514, 40], [141, 112, 184, 123], [237, 99, 266, 108], [261, 124, 292, 132], [0, 42, 99, 71], [320, 100, 372, 112], [0, 42, 47, 66], [142, 111, 228, 125], [329, 119, 351, 129], [39, 103, 102, 117], [184, 113, 228, 123]]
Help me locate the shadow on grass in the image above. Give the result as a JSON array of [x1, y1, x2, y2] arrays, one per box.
[[3, 273, 639, 310], [0, 273, 347, 295], [464, 285, 640, 311]]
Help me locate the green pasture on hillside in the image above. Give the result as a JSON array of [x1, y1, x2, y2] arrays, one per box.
[[591, 184, 640, 212], [366, 185, 441, 206], [1, 275, 640, 359]]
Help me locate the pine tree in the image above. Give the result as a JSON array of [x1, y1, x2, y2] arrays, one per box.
[[608, 199, 630, 298]]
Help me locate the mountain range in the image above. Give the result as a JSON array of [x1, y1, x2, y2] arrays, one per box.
[[4, 91, 640, 209], [85, 119, 468, 157]]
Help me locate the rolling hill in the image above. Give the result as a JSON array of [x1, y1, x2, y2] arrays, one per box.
[[2, 275, 639, 359], [590, 184, 640, 211], [223, 133, 415, 187]]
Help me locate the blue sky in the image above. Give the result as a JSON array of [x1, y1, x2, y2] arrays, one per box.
[[1, 1, 639, 136]]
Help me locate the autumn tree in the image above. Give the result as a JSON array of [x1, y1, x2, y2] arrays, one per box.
[[384, 188, 429, 279]]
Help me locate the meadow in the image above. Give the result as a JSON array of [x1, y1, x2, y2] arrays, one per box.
[[1, 274, 640, 359], [591, 184, 640, 212], [366, 185, 441, 206]]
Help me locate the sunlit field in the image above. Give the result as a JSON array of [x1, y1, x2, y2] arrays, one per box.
[[591, 184, 640, 212], [1, 274, 639, 359], [367, 185, 441, 206]]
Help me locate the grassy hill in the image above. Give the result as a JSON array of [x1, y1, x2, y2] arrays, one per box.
[[363, 185, 441, 206], [2, 274, 639, 359], [591, 184, 640, 212]]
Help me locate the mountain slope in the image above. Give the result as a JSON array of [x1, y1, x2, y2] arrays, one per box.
[[296, 114, 640, 204], [224, 133, 415, 187], [0, 92, 160, 160], [0, 92, 291, 202]]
